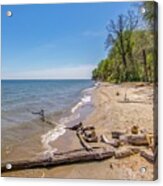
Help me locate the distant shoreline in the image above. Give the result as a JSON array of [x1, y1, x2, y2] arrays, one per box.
[[1, 79, 93, 81]]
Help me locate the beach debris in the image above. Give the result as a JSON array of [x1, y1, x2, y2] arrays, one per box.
[[66, 122, 83, 131], [124, 92, 129, 102], [76, 125, 98, 150], [112, 131, 125, 139], [110, 163, 113, 169], [128, 146, 142, 154], [127, 134, 149, 146], [116, 91, 120, 96], [31, 109, 59, 126], [115, 148, 132, 159], [82, 126, 98, 143], [45, 120, 57, 127], [140, 128, 148, 134], [32, 109, 45, 121], [67, 122, 98, 148], [140, 149, 157, 163], [76, 129, 93, 151], [2, 123, 157, 173], [131, 125, 139, 134], [99, 126, 156, 163], [66, 122, 96, 150], [119, 135, 128, 145], [1, 147, 114, 173], [101, 134, 120, 148]]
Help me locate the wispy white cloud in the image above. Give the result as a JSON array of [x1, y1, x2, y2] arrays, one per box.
[[3, 64, 95, 80]]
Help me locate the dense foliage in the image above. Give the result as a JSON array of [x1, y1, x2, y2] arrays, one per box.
[[92, 2, 157, 83]]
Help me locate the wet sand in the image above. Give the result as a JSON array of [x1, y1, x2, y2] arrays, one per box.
[[2, 82, 157, 180]]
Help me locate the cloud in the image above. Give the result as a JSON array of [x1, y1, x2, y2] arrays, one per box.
[[3, 64, 95, 80]]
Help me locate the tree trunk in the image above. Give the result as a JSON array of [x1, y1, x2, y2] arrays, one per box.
[[119, 36, 127, 68], [142, 49, 148, 82]]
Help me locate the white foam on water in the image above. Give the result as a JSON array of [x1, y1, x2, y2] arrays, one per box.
[[59, 113, 80, 124], [71, 101, 83, 113], [40, 112, 80, 158], [81, 95, 91, 103], [71, 95, 91, 113], [41, 124, 66, 158], [82, 86, 95, 93], [40, 85, 94, 158]]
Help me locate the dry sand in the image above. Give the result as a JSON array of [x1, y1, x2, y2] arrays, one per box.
[[2, 82, 157, 180]]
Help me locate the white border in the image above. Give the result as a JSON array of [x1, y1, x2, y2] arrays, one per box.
[[0, 0, 156, 5], [1, 0, 162, 185]]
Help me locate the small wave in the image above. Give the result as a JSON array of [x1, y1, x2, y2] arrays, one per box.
[[40, 112, 80, 158], [59, 113, 80, 124], [82, 86, 95, 93], [39, 84, 95, 158], [41, 124, 66, 158], [71, 94, 92, 114]]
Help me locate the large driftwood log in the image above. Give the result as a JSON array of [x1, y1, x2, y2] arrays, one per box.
[[1, 147, 114, 173]]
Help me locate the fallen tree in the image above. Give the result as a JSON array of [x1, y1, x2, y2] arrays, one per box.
[[1, 147, 114, 173]]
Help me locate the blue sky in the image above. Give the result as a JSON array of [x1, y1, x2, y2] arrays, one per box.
[[2, 2, 133, 79]]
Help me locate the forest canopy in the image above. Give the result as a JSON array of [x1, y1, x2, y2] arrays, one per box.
[[92, 1, 158, 83]]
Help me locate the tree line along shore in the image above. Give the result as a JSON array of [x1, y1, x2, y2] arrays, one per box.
[[92, 1, 158, 84]]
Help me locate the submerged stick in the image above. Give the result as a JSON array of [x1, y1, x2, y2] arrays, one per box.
[[1, 147, 114, 173]]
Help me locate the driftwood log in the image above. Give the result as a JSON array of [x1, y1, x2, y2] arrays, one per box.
[[1, 147, 114, 173], [76, 130, 93, 151], [115, 149, 133, 159], [66, 122, 83, 131], [83, 127, 98, 143], [112, 131, 125, 139], [101, 134, 120, 148], [140, 149, 157, 163], [127, 134, 149, 146]]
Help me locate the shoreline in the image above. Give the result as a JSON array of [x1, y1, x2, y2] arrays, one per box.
[[2, 82, 156, 180], [1, 83, 95, 163]]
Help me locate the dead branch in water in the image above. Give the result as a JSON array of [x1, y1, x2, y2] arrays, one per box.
[[1, 147, 114, 173]]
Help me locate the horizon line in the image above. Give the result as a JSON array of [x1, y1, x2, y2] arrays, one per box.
[[1, 78, 92, 80]]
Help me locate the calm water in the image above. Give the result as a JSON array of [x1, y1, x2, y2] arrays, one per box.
[[2, 80, 95, 161], [1, 80, 94, 128]]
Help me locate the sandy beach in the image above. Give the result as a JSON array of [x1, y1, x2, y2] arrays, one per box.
[[2, 82, 157, 180]]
